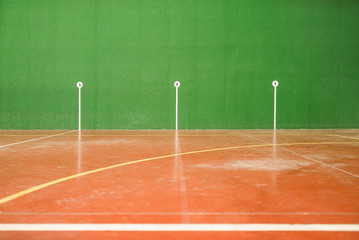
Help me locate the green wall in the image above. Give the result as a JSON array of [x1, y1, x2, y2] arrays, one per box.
[[1, 0, 358, 129]]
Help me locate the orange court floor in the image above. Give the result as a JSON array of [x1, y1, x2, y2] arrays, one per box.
[[0, 129, 358, 239]]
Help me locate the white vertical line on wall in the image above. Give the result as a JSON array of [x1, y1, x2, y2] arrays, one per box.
[[77, 82, 83, 132], [272, 81, 279, 130], [174, 81, 181, 130]]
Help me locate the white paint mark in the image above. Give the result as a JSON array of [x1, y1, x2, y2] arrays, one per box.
[[248, 134, 359, 178], [77, 82, 83, 132], [2, 211, 359, 216], [76, 82, 83, 89], [272, 80, 279, 130], [0, 131, 77, 149], [0, 223, 358, 232], [192, 159, 313, 171], [174, 81, 180, 130], [277, 146, 359, 178]]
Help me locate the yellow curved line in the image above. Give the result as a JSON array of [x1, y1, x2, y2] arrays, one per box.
[[0, 141, 358, 205]]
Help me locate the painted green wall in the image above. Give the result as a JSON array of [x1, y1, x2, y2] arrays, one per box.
[[1, 0, 358, 129]]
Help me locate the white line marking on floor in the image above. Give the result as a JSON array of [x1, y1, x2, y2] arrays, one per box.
[[0, 131, 77, 148], [0, 223, 359, 232], [1, 212, 359, 216]]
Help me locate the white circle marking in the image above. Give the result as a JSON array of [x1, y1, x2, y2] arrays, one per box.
[[174, 81, 181, 88]]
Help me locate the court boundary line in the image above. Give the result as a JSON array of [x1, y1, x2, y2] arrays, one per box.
[[0, 130, 77, 148], [0, 133, 342, 137], [1, 211, 358, 216], [0, 223, 359, 232]]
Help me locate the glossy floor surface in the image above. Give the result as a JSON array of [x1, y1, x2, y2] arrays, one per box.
[[0, 129, 359, 239]]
